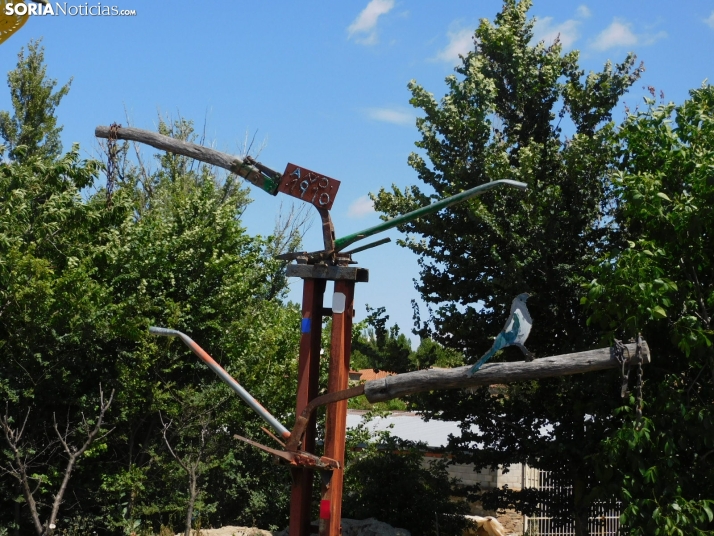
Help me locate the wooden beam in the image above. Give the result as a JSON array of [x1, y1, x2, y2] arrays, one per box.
[[363, 342, 650, 403], [95, 125, 280, 195], [286, 264, 369, 282]]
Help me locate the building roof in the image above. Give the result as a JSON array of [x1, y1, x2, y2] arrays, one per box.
[[346, 410, 476, 450], [348, 369, 394, 382]]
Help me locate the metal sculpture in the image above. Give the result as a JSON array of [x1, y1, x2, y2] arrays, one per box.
[[469, 292, 534, 375], [96, 125, 649, 536]]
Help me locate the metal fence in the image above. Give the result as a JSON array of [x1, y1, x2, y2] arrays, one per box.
[[523, 466, 621, 536]]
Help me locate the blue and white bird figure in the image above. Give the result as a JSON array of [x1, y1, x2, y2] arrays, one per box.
[[468, 292, 534, 376]]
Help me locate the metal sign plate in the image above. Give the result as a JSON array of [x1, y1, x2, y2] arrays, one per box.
[[278, 163, 340, 210]]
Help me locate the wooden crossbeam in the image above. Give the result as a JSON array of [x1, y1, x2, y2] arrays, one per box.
[[363, 342, 650, 403], [95, 125, 279, 194]]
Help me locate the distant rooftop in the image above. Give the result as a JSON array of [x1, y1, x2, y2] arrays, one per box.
[[348, 369, 394, 382], [346, 410, 477, 450]]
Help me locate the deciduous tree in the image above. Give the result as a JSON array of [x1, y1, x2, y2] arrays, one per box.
[[584, 85, 714, 535]]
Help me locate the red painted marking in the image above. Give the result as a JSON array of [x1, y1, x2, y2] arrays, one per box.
[[319, 500, 331, 520]]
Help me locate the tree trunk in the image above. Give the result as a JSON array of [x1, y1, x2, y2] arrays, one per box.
[[572, 405, 589, 536], [184, 466, 199, 536], [13, 482, 21, 536], [573, 474, 590, 536]]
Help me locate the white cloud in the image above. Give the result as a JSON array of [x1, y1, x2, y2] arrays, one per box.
[[434, 28, 473, 63], [347, 0, 395, 45], [590, 19, 666, 50], [531, 5, 592, 49], [591, 20, 637, 50], [641, 30, 668, 46], [576, 5, 591, 19], [365, 107, 414, 126], [704, 11, 714, 29], [533, 16, 581, 49], [348, 196, 375, 218]]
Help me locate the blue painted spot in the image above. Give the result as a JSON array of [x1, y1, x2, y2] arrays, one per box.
[[301, 318, 311, 334]]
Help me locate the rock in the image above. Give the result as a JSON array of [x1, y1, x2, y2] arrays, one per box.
[[274, 518, 410, 536], [175, 527, 272, 536], [463, 515, 508, 536], [340, 518, 411, 536]]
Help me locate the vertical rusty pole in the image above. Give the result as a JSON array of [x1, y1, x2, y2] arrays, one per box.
[[289, 278, 326, 536], [320, 279, 355, 536]]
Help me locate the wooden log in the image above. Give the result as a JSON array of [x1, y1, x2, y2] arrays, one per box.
[[364, 341, 650, 403], [95, 125, 280, 195], [286, 264, 369, 282]]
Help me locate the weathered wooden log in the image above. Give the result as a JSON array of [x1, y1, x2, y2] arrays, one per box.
[[364, 342, 650, 403], [95, 125, 280, 194]]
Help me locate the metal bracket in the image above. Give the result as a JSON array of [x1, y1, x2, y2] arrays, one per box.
[[234, 434, 339, 471], [286, 384, 366, 452]]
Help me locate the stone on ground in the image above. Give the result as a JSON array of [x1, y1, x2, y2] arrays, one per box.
[[273, 518, 410, 536]]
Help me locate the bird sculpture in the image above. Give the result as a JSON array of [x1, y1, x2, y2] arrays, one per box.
[[468, 292, 533, 376]]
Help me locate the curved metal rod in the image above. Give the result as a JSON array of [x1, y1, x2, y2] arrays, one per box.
[[149, 327, 291, 439], [286, 384, 365, 452], [333, 179, 528, 251]]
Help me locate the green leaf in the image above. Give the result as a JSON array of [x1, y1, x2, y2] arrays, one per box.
[[656, 192, 672, 202], [652, 306, 667, 319], [703, 504, 713, 522]]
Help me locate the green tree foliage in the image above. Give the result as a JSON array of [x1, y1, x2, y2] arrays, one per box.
[[0, 127, 302, 533], [0, 39, 71, 162], [0, 42, 301, 534], [351, 306, 463, 374], [351, 306, 414, 373], [583, 86, 714, 535], [371, 1, 641, 533]]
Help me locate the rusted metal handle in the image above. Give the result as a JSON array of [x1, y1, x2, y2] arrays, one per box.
[[149, 327, 291, 439], [286, 384, 365, 452]]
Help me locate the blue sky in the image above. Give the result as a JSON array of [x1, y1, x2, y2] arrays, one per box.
[[2, 0, 714, 345]]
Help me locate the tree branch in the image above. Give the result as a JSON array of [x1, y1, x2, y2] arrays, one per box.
[[1, 406, 45, 535], [45, 386, 114, 535], [159, 413, 190, 473]]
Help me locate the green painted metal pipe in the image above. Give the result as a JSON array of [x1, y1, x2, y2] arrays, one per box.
[[333, 179, 527, 252]]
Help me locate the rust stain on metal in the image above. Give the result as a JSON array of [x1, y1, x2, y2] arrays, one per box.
[[233, 434, 338, 470], [287, 384, 365, 453], [279, 163, 340, 210]]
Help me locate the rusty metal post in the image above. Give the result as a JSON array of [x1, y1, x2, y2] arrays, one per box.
[[289, 278, 326, 536], [320, 280, 355, 536]]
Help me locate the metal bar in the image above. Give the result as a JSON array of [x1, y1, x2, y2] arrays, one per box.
[[321, 281, 355, 536], [233, 434, 339, 471], [261, 426, 285, 448], [148, 327, 290, 439], [341, 237, 391, 255], [333, 179, 527, 251], [289, 279, 326, 536], [288, 384, 365, 453], [317, 207, 336, 253]]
